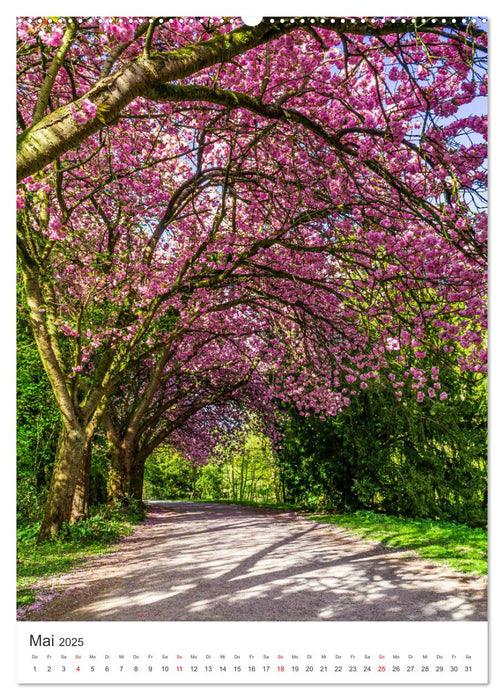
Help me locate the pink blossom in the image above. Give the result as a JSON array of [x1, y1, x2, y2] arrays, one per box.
[[71, 99, 96, 125], [14, 16, 487, 467], [39, 25, 64, 47], [71, 103, 87, 124], [18, 27, 30, 42], [47, 216, 66, 241], [81, 98, 97, 119]]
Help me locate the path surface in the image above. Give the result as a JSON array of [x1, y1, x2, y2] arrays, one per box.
[[22, 501, 487, 621]]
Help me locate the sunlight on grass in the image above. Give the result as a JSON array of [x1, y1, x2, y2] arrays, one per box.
[[306, 511, 487, 576], [197, 500, 487, 577]]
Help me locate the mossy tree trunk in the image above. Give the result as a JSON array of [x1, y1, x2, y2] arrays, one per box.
[[20, 259, 107, 541], [129, 457, 146, 501], [37, 424, 87, 541], [70, 439, 92, 522]]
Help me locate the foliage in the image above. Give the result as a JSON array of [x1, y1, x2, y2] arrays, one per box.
[[194, 462, 227, 500], [143, 429, 278, 503], [206, 430, 279, 502], [88, 428, 113, 506], [60, 499, 147, 542], [143, 448, 198, 500], [277, 367, 487, 526]]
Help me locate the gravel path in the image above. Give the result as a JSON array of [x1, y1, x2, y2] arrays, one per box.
[[21, 501, 487, 622]]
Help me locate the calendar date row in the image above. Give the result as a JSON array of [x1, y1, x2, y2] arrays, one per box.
[[32, 663, 474, 674]]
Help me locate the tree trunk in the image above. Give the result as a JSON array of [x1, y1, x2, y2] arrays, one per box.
[[37, 424, 87, 542], [70, 439, 91, 522], [108, 441, 144, 501], [129, 457, 146, 501], [108, 444, 128, 503]]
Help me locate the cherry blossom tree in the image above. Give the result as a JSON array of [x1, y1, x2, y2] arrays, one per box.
[[16, 16, 487, 540], [101, 329, 269, 504]]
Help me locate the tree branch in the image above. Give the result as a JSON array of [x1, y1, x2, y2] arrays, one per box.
[[32, 19, 77, 125]]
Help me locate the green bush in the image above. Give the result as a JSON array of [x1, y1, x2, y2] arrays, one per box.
[[143, 448, 197, 499], [195, 462, 226, 499], [277, 367, 487, 526]]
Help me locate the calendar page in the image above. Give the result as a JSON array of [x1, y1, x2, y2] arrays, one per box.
[[14, 1, 490, 692]]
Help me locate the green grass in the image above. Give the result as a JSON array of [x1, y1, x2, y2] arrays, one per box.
[[192, 499, 487, 577], [306, 510, 487, 577], [17, 501, 147, 613]]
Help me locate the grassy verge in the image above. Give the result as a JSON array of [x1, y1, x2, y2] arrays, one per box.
[[193, 499, 487, 577], [17, 501, 147, 613], [306, 511, 487, 577]]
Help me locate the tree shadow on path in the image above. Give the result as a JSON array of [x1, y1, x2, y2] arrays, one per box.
[[21, 502, 487, 622]]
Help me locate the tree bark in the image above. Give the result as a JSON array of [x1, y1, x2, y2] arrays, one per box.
[[20, 257, 106, 540], [129, 457, 146, 501], [108, 443, 128, 503], [70, 439, 91, 522], [37, 424, 87, 541], [108, 440, 146, 502]]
